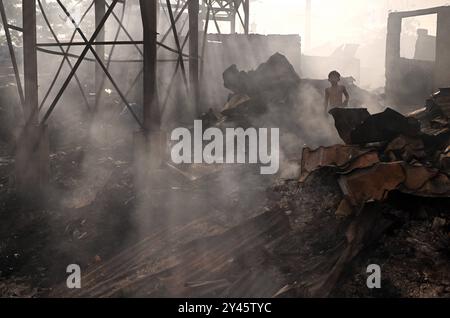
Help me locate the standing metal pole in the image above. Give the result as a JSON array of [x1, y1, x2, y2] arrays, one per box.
[[230, 11, 236, 33], [140, 0, 160, 132], [135, 0, 163, 172], [243, 0, 249, 35], [23, 0, 38, 124], [95, 0, 106, 109], [200, 2, 210, 82], [189, 0, 200, 114], [17, 0, 49, 195]]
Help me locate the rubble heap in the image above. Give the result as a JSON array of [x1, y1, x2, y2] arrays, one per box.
[[223, 52, 300, 100], [217, 53, 301, 124], [217, 53, 382, 127], [302, 92, 450, 218]]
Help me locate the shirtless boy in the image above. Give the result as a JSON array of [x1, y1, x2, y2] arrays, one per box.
[[324, 70, 350, 114]]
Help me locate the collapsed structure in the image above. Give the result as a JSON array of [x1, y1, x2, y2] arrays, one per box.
[[43, 54, 449, 298], [386, 6, 450, 109]]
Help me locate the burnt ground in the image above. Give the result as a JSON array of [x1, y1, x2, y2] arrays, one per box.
[[334, 193, 450, 298], [1, 143, 449, 297], [0, 139, 274, 297], [267, 174, 450, 298], [0, 143, 139, 296]]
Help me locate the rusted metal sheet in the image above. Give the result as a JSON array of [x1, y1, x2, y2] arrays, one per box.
[[338, 162, 405, 206], [338, 162, 450, 208], [384, 135, 426, 161], [402, 164, 440, 191], [411, 173, 450, 197], [302, 92, 450, 215], [300, 145, 379, 182], [337, 151, 380, 175]]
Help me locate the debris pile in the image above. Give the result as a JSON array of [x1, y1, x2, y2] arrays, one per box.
[[217, 53, 380, 128], [223, 52, 301, 100], [218, 53, 300, 125], [335, 204, 450, 297], [301, 92, 450, 218]]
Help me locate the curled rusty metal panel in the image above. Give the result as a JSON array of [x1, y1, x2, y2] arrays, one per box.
[[384, 135, 426, 162], [338, 162, 406, 206], [338, 162, 450, 210], [300, 145, 379, 182]]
